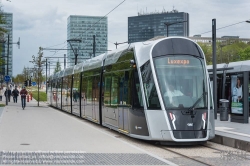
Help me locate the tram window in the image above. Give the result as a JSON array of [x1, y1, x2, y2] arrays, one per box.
[[103, 74, 111, 106], [141, 61, 161, 110], [132, 69, 143, 108], [154, 55, 208, 109], [86, 77, 93, 104], [81, 77, 88, 102]]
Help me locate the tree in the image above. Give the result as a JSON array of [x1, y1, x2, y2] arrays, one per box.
[[54, 59, 61, 74], [197, 42, 212, 64], [239, 47, 250, 60], [30, 47, 46, 106], [197, 41, 250, 64]]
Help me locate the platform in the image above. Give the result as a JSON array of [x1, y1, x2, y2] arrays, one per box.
[[211, 114, 250, 152]]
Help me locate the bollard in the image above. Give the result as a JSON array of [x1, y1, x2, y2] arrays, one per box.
[[30, 93, 32, 100], [27, 95, 29, 102]]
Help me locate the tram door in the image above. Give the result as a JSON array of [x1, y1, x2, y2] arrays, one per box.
[[118, 71, 130, 132]]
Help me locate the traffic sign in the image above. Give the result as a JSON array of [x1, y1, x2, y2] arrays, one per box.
[[4, 75, 11, 82], [32, 82, 37, 86]]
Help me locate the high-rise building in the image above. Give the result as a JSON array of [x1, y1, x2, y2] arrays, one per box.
[[0, 13, 13, 77], [128, 9, 189, 43], [67, 15, 108, 66]]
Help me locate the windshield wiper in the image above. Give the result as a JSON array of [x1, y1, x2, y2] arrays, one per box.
[[188, 92, 207, 111]]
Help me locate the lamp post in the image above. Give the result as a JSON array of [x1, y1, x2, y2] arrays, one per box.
[[164, 20, 187, 37]]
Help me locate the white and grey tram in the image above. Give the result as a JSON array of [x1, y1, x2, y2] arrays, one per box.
[[48, 37, 215, 143]]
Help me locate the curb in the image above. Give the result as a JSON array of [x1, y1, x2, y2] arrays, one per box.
[[211, 134, 250, 152]]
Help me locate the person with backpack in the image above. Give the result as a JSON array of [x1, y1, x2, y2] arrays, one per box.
[[12, 86, 19, 103], [20, 86, 28, 109]]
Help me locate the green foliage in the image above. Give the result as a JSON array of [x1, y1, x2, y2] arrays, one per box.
[[54, 59, 61, 74], [12, 74, 25, 84], [239, 47, 250, 60], [31, 91, 47, 101], [197, 41, 250, 64]]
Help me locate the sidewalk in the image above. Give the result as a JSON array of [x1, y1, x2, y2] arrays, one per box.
[[211, 114, 250, 152], [0, 93, 175, 165]]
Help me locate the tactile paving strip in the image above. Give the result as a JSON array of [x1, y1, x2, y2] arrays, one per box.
[[0, 151, 168, 165]]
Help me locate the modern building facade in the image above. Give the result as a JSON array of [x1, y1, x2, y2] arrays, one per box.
[[128, 9, 189, 43], [0, 13, 13, 77], [67, 15, 108, 66]]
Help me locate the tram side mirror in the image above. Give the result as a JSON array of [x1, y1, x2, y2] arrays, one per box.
[[130, 59, 136, 68]]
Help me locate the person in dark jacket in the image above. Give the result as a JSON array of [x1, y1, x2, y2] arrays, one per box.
[[4, 88, 12, 102], [12, 86, 19, 103], [20, 86, 28, 109]]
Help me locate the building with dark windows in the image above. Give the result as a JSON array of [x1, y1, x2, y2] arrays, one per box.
[[0, 13, 13, 77], [128, 9, 189, 43], [67, 15, 108, 66]]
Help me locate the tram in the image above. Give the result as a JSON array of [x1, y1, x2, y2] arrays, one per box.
[[48, 37, 215, 143]]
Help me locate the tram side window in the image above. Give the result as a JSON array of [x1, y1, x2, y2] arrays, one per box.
[[81, 77, 87, 102], [103, 74, 111, 106], [132, 69, 143, 108], [86, 77, 93, 104], [141, 61, 161, 110]]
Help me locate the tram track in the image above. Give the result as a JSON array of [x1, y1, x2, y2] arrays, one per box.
[[153, 143, 212, 166], [152, 141, 250, 166], [200, 143, 250, 160]]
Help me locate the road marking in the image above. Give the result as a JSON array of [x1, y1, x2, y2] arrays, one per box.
[[216, 127, 250, 138]]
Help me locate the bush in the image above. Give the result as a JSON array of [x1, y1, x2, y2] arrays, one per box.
[[31, 91, 47, 101], [0, 104, 5, 107]]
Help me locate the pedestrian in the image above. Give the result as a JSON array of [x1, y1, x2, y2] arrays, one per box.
[[12, 86, 19, 103], [4, 88, 12, 102], [20, 86, 28, 109]]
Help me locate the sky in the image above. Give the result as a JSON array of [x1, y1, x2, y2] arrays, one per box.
[[1, 0, 250, 76]]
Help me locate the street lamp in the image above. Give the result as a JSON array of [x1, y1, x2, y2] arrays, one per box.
[[67, 39, 82, 65], [164, 20, 187, 37], [114, 41, 128, 49]]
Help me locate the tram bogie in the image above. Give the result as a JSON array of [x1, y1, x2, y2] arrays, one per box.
[[48, 37, 215, 143]]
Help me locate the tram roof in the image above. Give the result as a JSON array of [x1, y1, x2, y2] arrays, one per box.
[[207, 63, 228, 74], [207, 60, 250, 74], [227, 60, 250, 73]]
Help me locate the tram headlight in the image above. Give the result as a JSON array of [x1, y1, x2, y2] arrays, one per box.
[[169, 112, 176, 130], [202, 112, 207, 129]]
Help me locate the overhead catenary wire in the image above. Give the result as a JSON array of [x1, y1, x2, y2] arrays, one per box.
[[199, 19, 250, 35], [77, 0, 127, 39]]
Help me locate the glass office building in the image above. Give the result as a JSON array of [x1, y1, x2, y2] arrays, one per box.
[[128, 11, 189, 43], [67, 15, 108, 66], [0, 13, 13, 77]]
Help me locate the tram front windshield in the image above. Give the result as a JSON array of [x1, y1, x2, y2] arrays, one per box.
[[154, 55, 208, 109]]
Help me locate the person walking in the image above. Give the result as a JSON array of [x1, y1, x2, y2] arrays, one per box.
[[4, 88, 12, 102], [20, 86, 28, 109], [12, 86, 19, 103]]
